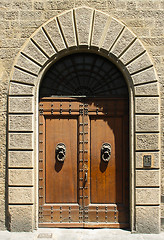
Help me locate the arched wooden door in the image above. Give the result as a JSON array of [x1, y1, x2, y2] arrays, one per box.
[[38, 53, 129, 228]]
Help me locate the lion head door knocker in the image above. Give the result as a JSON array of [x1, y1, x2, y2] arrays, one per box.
[[55, 143, 66, 162], [101, 143, 111, 162]]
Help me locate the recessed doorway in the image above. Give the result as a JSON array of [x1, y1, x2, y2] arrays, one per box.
[[38, 53, 129, 228]]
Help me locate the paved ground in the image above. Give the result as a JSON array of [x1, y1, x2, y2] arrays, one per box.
[[0, 229, 164, 240]]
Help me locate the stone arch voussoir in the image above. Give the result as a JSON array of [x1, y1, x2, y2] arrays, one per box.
[[8, 6, 160, 233]]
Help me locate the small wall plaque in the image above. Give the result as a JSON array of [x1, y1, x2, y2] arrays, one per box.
[[143, 155, 152, 167]]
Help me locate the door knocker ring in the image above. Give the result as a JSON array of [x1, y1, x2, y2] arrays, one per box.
[[101, 143, 111, 162], [55, 143, 66, 162]]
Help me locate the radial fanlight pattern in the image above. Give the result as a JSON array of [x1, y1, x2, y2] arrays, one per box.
[[40, 53, 128, 98]]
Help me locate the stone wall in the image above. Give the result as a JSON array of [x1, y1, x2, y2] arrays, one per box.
[[0, 60, 8, 230], [0, 0, 164, 232]]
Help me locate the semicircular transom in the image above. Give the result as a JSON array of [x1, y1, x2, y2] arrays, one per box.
[[39, 52, 129, 98]]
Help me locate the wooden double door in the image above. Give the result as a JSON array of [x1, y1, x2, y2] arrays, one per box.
[[39, 98, 129, 228]]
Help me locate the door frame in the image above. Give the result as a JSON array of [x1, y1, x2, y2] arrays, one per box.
[[35, 51, 135, 230]]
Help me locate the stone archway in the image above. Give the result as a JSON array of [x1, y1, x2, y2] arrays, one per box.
[[8, 7, 160, 233]]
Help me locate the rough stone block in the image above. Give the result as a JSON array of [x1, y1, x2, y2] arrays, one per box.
[[111, 28, 136, 57], [45, 0, 57, 10], [56, 0, 74, 10], [150, 28, 163, 37], [9, 169, 33, 186], [20, 11, 42, 21], [9, 82, 34, 95], [5, 11, 19, 20], [136, 170, 160, 187], [8, 151, 33, 168], [22, 41, 48, 66], [136, 206, 160, 233], [131, 67, 157, 85], [120, 39, 145, 65], [126, 52, 153, 74], [34, 2, 44, 10], [32, 28, 56, 58], [141, 37, 164, 47], [9, 97, 33, 113], [44, 18, 65, 52], [0, 48, 18, 60], [135, 115, 159, 132], [135, 97, 159, 114], [136, 133, 159, 151], [136, 152, 160, 168], [0, 184, 5, 205], [75, 7, 93, 46], [58, 10, 76, 47], [133, 27, 150, 38], [161, 203, 164, 216], [15, 1, 32, 10], [9, 187, 33, 204], [0, 199, 5, 230], [102, 18, 124, 51], [9, 205, 33, 231], [44, 10, 63, 20], [134, 82, 159, 96], [136, 188, 160, 204], [136, 1, 160, 10], [9, 133, 33, 150], [9, 115, 33, 131], [11, 67, 37, 85], [16, 54, 41, 75], [92, 10, 110, 47], [162, 222, 164, 231]]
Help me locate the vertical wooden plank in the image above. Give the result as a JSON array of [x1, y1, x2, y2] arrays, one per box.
[[45, 116, 78, 203], [90, 116, 120, 203]]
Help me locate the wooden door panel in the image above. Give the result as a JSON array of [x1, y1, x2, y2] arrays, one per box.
[[45, 116, 78, 203], [90, 116, 123, 204]]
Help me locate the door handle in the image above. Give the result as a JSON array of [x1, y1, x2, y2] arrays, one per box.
[[84, 171, 87, 182]]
